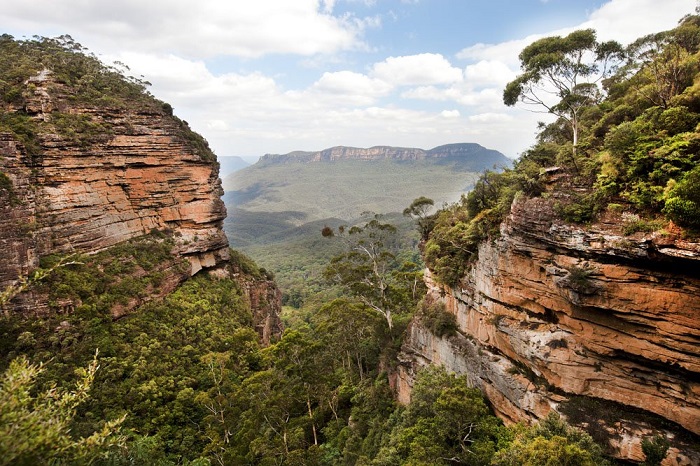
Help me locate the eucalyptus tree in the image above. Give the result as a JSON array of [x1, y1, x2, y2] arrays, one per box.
[[504, 29, 623, 158], [323, 214, 421, 332], [623, 14, 700, 108], [403, 196, 435, 240]]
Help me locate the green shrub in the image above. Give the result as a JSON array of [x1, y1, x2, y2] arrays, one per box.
[[0, 354, 125, 465], [664, 197, 700, 227], [555, 193, 601, 223], [641, 435, 670, 466], [50, 112, 113, 146], [174, 116, 217, 163], [425, 170, 516, 287], [419, 299, 457, 338], [0, 112, 41, 158], [37, 233, 180, 314], [563, 265, 599, 294], [658, 106, 699, 135], [0, 172, 16, 204], [230, 249, 270, 279], [492, 413, 609, 466], [663, 164, 700, 228], [374, 366, 504, 465], [621, 212, 666, 235]]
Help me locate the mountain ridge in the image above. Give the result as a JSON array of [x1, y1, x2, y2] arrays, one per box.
[[258, 142, 511, 169]]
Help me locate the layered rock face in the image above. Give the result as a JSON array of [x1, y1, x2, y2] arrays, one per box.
[[398, 195, 700, 464], [0, 75, 229, 311]]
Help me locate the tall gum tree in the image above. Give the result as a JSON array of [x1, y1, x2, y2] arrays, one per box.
[[503, 29, 623, 158], [323, 215, 422, 332]]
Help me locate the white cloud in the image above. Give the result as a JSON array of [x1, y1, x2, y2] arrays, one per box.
[[468, 113, 513, 123], [464, 60, 516, 87], [454, 87, 502, 108], [585, 0, 695, 43], [111, 53, 213, 92], [401, 85, 449, 101], [343, 0, 378, 7], [116, 54, 284, 119], [371, 53, 463, 86], [321, 0, 337, 14], [312, 71, 392, 99], [456, 37, 535, 68], [402, 84, 502, 109], [0, 0, 369, 58], [206, 120, 229, 131], [441, 110, 461, 118]]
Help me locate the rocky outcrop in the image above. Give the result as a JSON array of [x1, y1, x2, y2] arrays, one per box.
[[237, 274, 284, 346], [259, 143, 510, 171], [398, 195, 700, 464], [0, 74, 229, 314]]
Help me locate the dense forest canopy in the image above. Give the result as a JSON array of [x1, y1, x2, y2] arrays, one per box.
[[1, 14, 699, 466]]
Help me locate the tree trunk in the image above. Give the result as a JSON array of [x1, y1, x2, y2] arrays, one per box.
[[307, 397, 318, 445]]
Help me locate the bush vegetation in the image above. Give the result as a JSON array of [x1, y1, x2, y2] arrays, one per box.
[[424, 14, 700, 286], [418, 298, 458, 338], [0, 353, 126, 466], [492, 412, 609, 466], [0, 34, 217, 162], [0, 228, 613, 465]]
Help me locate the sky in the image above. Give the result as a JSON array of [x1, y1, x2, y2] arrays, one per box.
[[2, 0, 697, 160]]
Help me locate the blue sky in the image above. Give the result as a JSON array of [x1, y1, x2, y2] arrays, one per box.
[[2, 0, 695, 160]]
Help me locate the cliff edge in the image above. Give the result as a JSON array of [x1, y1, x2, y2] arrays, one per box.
[[0, 70, 228, 308], [398, 193, 700, 464], [0, 38, 281, 339], [258, 143, 511, 172]]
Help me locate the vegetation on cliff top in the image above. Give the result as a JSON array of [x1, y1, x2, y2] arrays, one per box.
[[0, 34, 217, 162], [426, 14, 700, 286]]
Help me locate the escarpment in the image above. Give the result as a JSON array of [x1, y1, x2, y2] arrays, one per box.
[[0, 70, 281, 337], [398, 194, 700, 464], [258, 143, 510, 170], [1, 73, 229, 281]]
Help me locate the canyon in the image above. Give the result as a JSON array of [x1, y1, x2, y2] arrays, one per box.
[[2, 42, 698, 466]]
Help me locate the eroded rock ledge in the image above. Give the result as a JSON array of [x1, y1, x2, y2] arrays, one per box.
[[398, 195, 700, 464]]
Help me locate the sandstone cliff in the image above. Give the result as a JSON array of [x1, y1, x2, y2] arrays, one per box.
[[398, 194, 700, 464], [1, 72, 228, 287], [0, 69, 282, 338], [235, 272, 284, 346]]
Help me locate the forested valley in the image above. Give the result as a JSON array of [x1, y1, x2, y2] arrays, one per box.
[[1, 12, 700, 466]]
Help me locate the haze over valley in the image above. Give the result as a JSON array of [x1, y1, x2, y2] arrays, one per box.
[[223, 143, 510, 245]]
